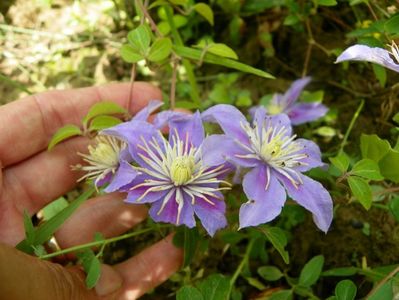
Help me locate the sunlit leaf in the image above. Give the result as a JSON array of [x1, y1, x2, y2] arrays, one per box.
[[120, 44, 145, 63], [83, 101, 127, 127], [48, 124, 82, 150], [148, 38, 173, 62], [194, 3, 214, 25], [360, 134, 390, 162], [379, 149, 399, 182], [127, 24, 152, 53], [348, 176, 372, 209], [329, 152, 350, 174], [174, 46, 274, 78], [88, 115, 122, 131], [176, 286, 204, 300], [351, 159, 383, 181], [41, 197, 69, 221]]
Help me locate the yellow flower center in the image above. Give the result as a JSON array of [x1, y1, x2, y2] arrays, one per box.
[[170, 156, 195, 185], [88, 141, 119, 168], [267, 104, 283, 115], [261, 139, 283, 162]]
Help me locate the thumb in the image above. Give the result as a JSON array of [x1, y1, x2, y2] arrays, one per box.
[[0, 243, 122, 300]]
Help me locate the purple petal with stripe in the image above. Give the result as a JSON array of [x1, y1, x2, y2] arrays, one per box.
[[239, 165, 286, 228], [132, 100, 163, 122], [105, 160, 139, 193], [169, 111, 204, 148], [288, 103, 328, 125]]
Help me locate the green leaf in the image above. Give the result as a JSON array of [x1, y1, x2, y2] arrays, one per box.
[[235, 90, 252, 107], [335, 280, 357, 300], [48, 124, 82, 150], [83, 101, 127, 127], [88, 115, 122, 131], [393, 112, 399, 125], [348, 176, 372, 209], [372, 64, 386, 87], [245, 277, 267, 290], [197, 274, 230, 300], [385, 15, 399, 35], [360, 134, 390, 162], [329, 152, 350, 174], [260, 226, 289, 264], [23, 210, 35, 246], [41, 197, 69, 221], [317, 0, 338, 6], [168, 0, 187, 5], [86, 256, 101, 289], [322, 267, 358, 277], [379, 149, 399, 182], [176, 286, 204, 300], [389, 197, 399, 222], [258, 266, 284, 281], [299, 255, 324, 287], [204, 43, 238, 60], [194, 3, 214, 25], [351, 159, 383, 181], [16, 188, 95, 254], [368, 280, 394, 300], [269, 290, 293, 300], [148, 37, 173, 62], [174, 45, 274, 79], [175, 100, 201, 109], [127, 24, 152, 53], [183, 227, 199, 267], [120, 44, 145, 63]]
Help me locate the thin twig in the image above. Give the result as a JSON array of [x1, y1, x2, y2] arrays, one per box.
[[170, 56, 178, 110], [135, 0, 162, 36], [127, 63, 137, 115], [302, 19, 314, 77], [339, 99, 365, 154]]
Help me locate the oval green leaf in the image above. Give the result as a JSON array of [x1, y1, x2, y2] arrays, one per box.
[[258, 266, 284, 281], [127, 24, 152, 53], [379, 149, 399, 183], [329, 152, 350, 174], [120, 44, 145, 63], [48, 124, 82, 150], [348, 176, 372, 209], [88, 115, 122, 132], [176, 286, 204, 300], [207, 43, 238, 60], [148, 37, 173, 62], [194, 3, 214, 25], [335, 280, 357, 300], [86, 256, 101, 289], [299, 255, 324, 287], [351, 159, 383, 181], [360, 134, 390, 162], [260, 226, 289, 264], [83, 101, 127, 127]]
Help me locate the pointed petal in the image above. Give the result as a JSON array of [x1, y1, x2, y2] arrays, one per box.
[[149, 189, 196, 227], [132, 100, 163, 122], [336, 44, 399, 73], [104, 160, 139, 193], [239, 166, 286, 228], [127, 188, 168, 204], [266, 114, 292, 137], [278, 174, 333, 233], [288, 103, 328, 125], [201, 134, 258, 168], [153, 110, 186, 130], [293, 138, 325, 172], [169, 112, 204, 148], [281, 77, 311, 108], [193, 193, 227, 236], [202, 104, 250, 144]]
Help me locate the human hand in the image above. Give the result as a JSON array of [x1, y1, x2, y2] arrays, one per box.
[[0, 83, 183, 299]]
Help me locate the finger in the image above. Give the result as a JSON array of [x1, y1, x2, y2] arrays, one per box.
[[55, 194, 147, 248], [0, 82, 162, 167], [0, 242, 99, 300], [115, 234, 183, 300]]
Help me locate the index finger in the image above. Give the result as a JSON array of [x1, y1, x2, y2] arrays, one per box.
[[0, 82, 162, 167]]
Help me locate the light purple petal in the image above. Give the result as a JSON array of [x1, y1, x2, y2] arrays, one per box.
[[132, 100, 163, 122], [281, 77, 311, 108], [265, 114, 292, 137], [202, 104, 250, 144], [126, 184, 169, 204], [153, 110, 186, 130], [336, 44, 399, 73], [293, 138, 325, 172], [95, 172, 112, 187], [239, 165, 286, 228], [288, 103, 328, 125], [278, 173, 333, 233], [193, 193, 227, 236], [149, 189, 196, 228], [169, 111, 204, 148], [201, 134, 258, 168], [104, 160, 139, 193]]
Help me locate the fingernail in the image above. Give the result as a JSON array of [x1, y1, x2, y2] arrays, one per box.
[[95, 264, 123, 296]]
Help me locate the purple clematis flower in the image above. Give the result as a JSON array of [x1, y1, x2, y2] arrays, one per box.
[[251, 77, 328, 125], [336, 41, 399, 73], [102, 112, 232, 236], [202, 104, 333, 233], [76, 100, 163, 191]]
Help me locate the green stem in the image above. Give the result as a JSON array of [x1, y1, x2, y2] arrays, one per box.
[[339, 99, 364, 155], [164, 6, 201, 105], [227, 238, 256, 299], [39, 226, 168, 260]]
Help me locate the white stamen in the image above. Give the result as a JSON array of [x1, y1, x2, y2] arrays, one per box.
[[388, 40, 399, 64]]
